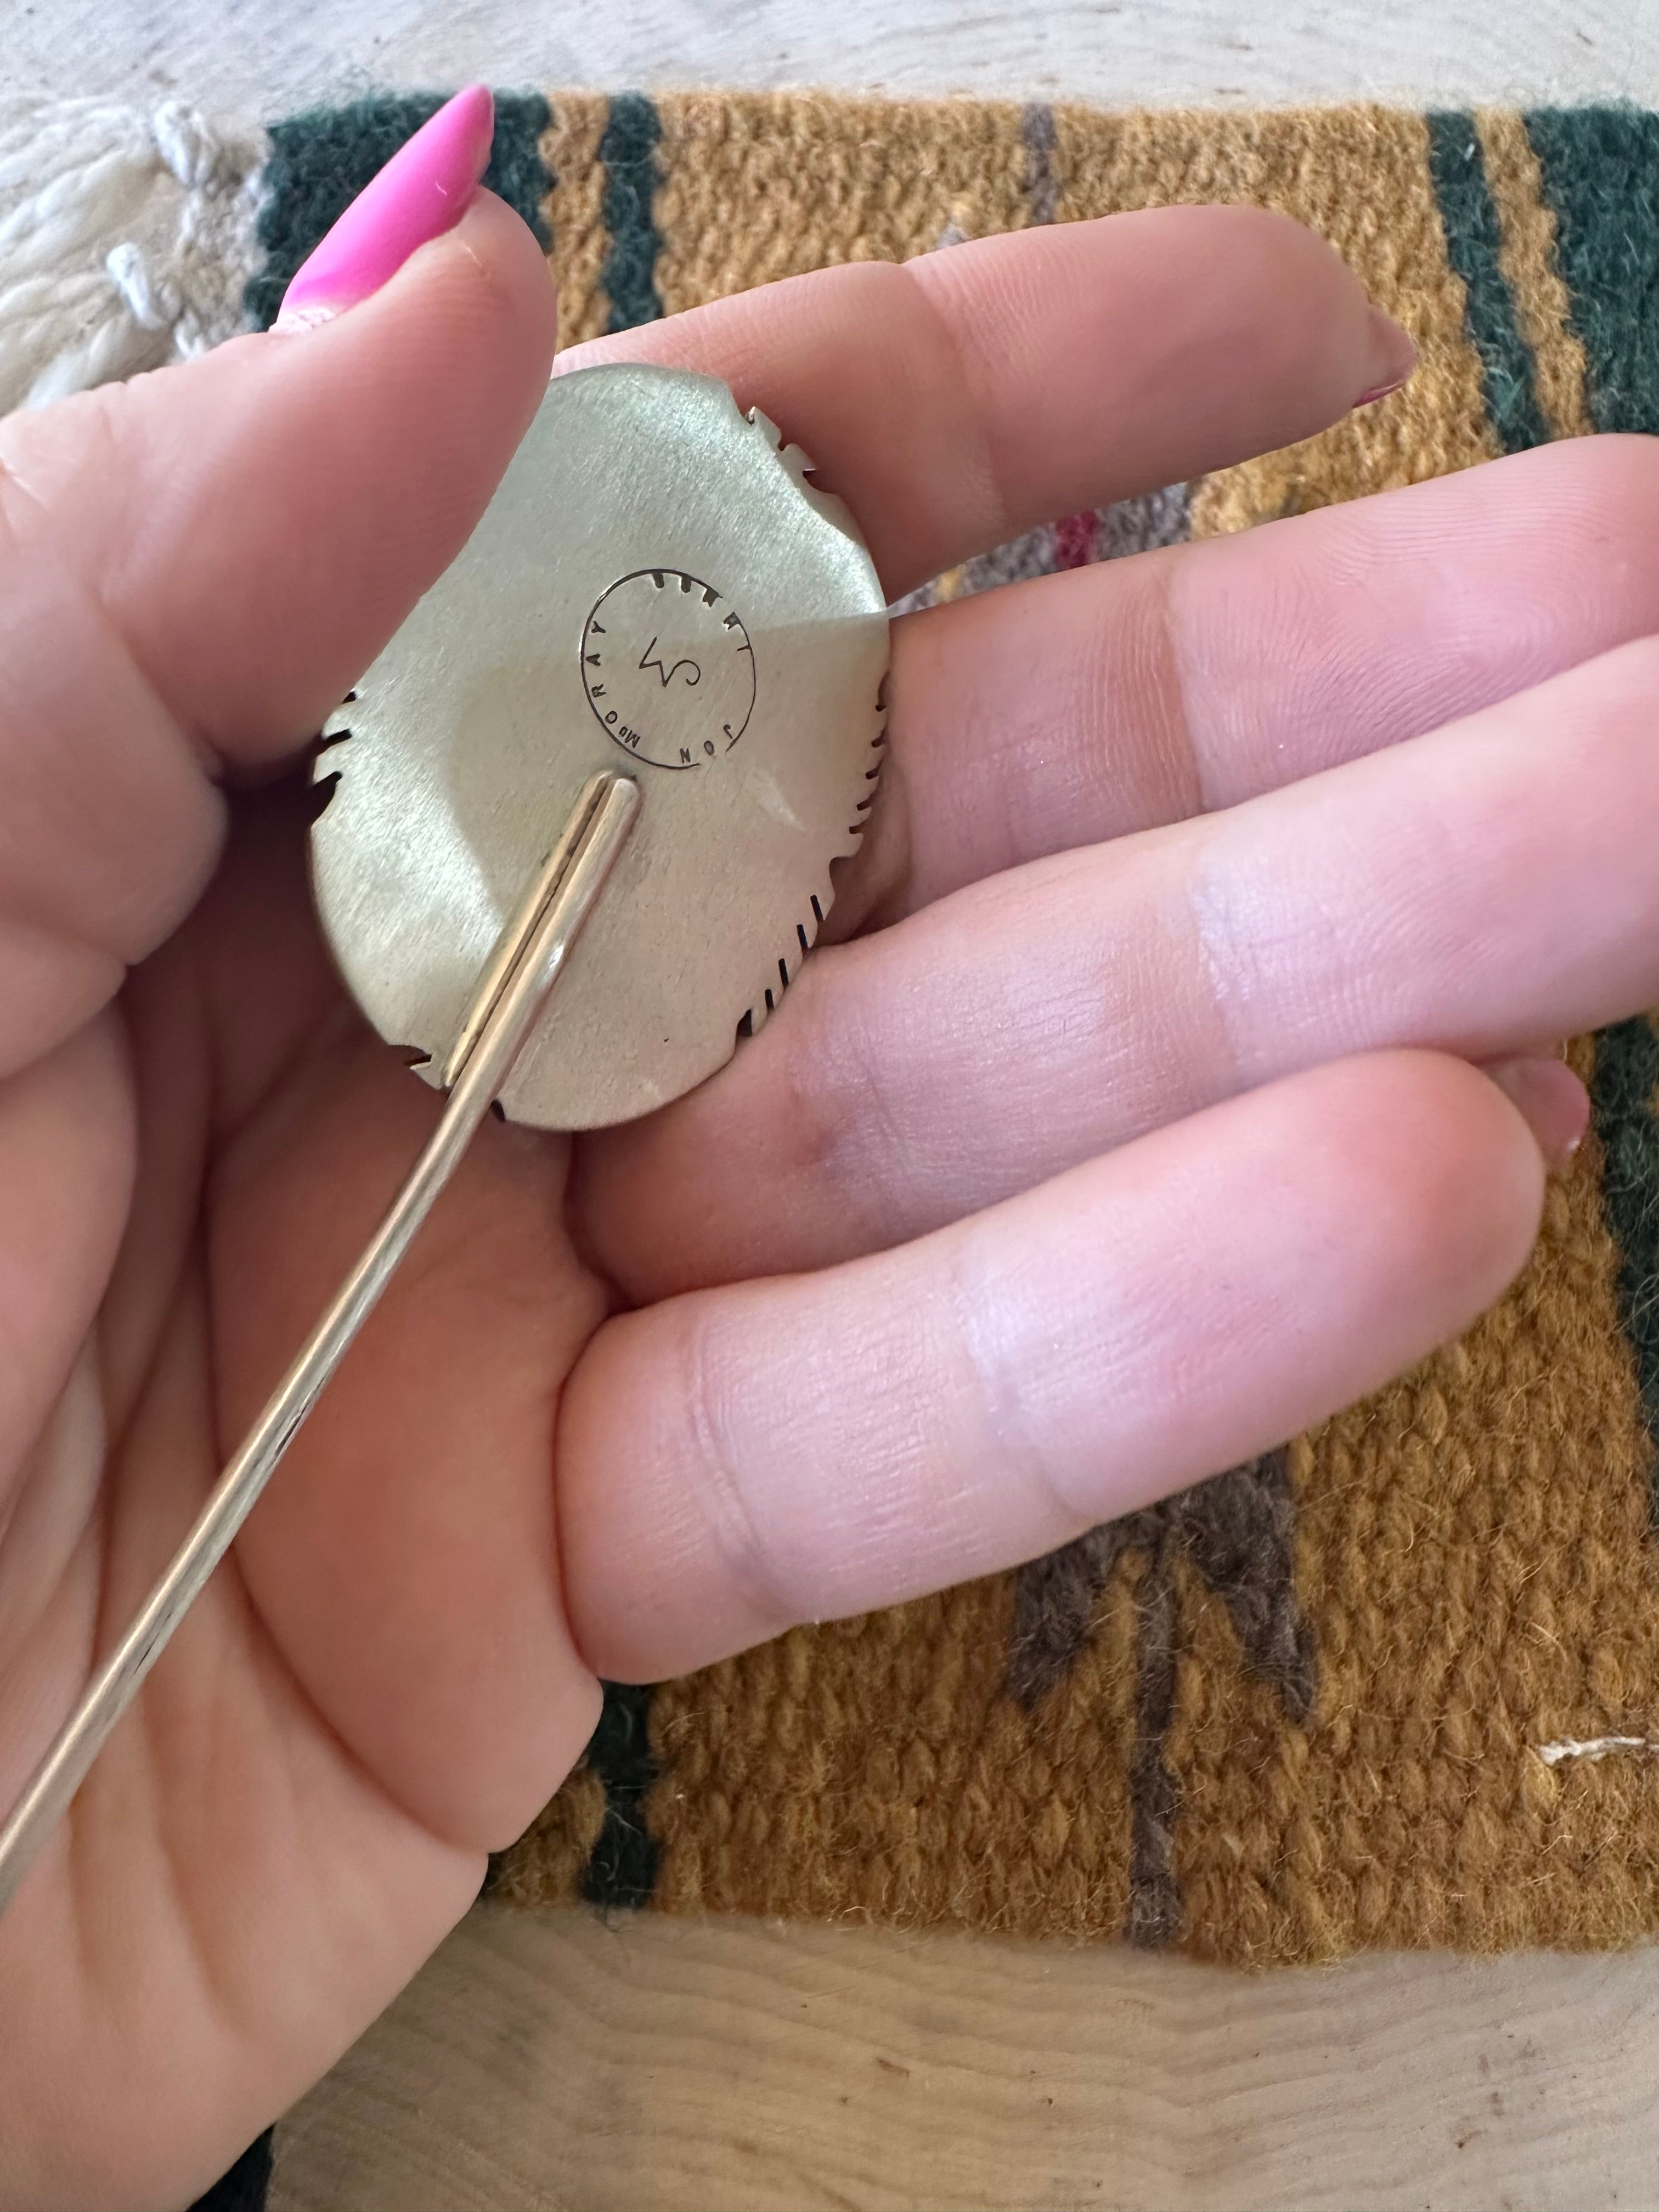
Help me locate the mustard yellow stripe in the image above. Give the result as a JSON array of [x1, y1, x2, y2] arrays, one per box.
[[542, 93, 612, 348], [1475, 109, 1594, 440], [648, 93, 1035, 317]]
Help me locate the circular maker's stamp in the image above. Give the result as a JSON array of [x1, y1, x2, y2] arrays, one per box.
[[582, 568, 756, 770]]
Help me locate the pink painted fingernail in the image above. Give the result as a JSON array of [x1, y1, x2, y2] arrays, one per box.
[[1354, 306, 1418, 408], [273, 86, 495, 333], [1486, 1054, 1591, 1175]]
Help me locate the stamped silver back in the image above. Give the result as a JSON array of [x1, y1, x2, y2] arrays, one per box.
[[311, 363, 889, 1130]]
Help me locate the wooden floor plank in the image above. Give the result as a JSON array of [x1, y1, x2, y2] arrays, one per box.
[[270, 1904, 1659, 2212]]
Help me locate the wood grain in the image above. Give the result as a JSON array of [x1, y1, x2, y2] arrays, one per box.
[[270, 1904, 1659, 2211]]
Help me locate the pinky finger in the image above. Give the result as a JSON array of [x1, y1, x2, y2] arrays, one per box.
[[557, 1049, 1562, 1684]]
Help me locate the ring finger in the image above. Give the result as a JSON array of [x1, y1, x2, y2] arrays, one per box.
[[579, 632, 1659, 1295]]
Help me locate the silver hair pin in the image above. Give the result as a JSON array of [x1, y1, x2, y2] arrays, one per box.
[[0, 364, 889, 1914]]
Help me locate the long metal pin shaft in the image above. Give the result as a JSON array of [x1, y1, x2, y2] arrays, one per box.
[[0, 769, 641, 1918]]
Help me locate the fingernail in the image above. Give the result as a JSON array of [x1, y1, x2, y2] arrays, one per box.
[[1354, 307, 1418, 408], [1486, 1054, 1591, 1175], [273, 85, 495, 333]]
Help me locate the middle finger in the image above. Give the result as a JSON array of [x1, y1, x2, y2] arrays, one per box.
[[839, 432, 1659, 934]]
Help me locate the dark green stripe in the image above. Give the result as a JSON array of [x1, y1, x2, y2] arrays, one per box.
[[1589, 1022, 1659, 1519], [187, 2127, 273, 2212], [1527, 111, 1659, 1509], [1425, 111, 1550, 454], [1526, 106, 1659, 433], [580, 1680, 660, 1909], [598, 92, 664, 332], [246, 92, 552, 330], [575, 88, 667, 1912]]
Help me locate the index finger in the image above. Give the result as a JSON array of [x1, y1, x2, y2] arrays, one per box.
[[564, 205, 1414, 597]]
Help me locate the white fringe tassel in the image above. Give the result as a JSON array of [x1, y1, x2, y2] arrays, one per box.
[[0, 97, 266, 415], [1536, 1734, 1659, 1768]]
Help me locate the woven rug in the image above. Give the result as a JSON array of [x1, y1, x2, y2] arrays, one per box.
[[10, 91, 1659, 1966]]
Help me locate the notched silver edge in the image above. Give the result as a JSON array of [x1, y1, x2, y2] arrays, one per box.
[[736, 686, 889, 1042]]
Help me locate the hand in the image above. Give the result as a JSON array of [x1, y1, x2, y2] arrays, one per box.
[[2, 124, 1655, 2208]]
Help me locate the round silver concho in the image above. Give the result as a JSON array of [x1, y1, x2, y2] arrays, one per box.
[[309, 364, 890, 1131]]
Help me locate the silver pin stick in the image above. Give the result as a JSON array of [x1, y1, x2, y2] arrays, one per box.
[[0, 773, 639, 1915]]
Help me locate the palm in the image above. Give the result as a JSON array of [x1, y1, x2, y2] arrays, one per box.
[[0, 771, 609, 2196], [4, 188, 1657, 2211]]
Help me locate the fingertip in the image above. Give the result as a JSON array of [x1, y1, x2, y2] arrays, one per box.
[[1183, 202, 1415, 429], [1324, 1048, 1549, 1321], [1483, 1052, 1590, 1178], [1355, 306, 1418, 405], [438, 183, 559, 351], [273, 83, 499, 330]]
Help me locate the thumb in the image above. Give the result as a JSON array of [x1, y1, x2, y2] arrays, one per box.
[[0, 140, 555, 1082]]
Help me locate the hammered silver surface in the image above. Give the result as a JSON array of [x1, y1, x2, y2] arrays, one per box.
[[309, 363, 889, 1130]]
